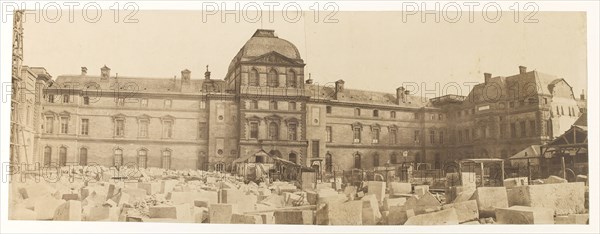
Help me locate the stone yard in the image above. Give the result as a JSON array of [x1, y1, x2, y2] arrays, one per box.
[[8, 167, 589, 225]]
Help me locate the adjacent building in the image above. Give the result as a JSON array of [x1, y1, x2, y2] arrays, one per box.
[[34, 29, 587, 173]]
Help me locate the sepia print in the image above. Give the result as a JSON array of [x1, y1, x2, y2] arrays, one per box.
[[6, 4, 590, 228]]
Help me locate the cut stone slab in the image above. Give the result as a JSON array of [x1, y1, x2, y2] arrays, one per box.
[[389, 182, 411, 196], [472, 187, 508, 218], [54, 200, 82, 221], [442, 200, 478, 223], [161, 180, 178, 194], [231, 213, 263, 224], [121, 187, 147, 202], [361, 194, 382, 225], [504, 177, 528, 189], [209, 203, 234, 224], [367, 181, 386, 202], [382, 197, 407, 211], [404, 192, 441, 215], [9, 208, 37, 220], [61, 193, 80, 201], [543, 175, 568, 184], [506, 182, 585, 216], [414, 185, 429, 196], [218, 188, 241, 204], [316, 200, 362, 225], [193, 207, 209, 223], [86, 207, 120, 221], [18, 183, 57, 200], [138, 182, 161, 195], [576, 175, 588, 186], [387, 207, 415, 225], [404, 208, 459, 225], [273, 210, 314, 225], [33, 195, 65, 220], [496, 206, 554, 224], [554, 214, 589, 224], [445, 186, 476, 203]]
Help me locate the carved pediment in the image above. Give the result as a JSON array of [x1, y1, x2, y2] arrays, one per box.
[[249, 51, 300, 65]]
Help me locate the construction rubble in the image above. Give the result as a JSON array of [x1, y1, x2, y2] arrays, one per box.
[[8, 167, 589, 225]]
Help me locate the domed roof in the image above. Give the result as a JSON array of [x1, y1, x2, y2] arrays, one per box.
[[239, 29, 302, 60]]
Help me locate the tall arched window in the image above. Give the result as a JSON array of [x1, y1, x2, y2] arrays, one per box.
[[354, 153, 362, 169], [287, 70, 296, 88], [325, 153, 333, 172], [162, 149, 172, 170], [373, 153, 380, 167], [289, 153, 297, 164], [79, 148, 88, 166], [268, 122, 279, 140], [114, 148, 123, 167], [138, 149, 148, 168], [267, 69, 278, 87], [44, 146, 52, 166], [59, 146, 67, 167], [249, 69, 259, 86]]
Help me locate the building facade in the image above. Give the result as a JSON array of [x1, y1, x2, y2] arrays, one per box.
[[10, 11, 52, 169], [34, 29, 586, 173]]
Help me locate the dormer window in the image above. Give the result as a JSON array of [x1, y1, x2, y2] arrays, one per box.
[[164, 99, 172, 108]]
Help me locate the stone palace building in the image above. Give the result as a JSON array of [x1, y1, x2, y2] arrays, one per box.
[[29, 29, 586, 173]]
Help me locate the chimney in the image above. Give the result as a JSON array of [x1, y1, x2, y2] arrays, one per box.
[[81, 67, 88, 76], [484, 73, 492, 83], [305, 73, 313, 84], [334, 79, 345, 100], [335, 79, 345, 93], [181, 69, 191, 83], [396, 87, 406, 104], [100, 65, 110, 80], [204, 65, 211, 80], [519, 66, 527, 74], [580, 89, 586, 100]]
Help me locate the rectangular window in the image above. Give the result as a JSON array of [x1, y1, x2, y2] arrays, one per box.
[[197, 122, 206, 139], [414, 113, 419, 120], [81, 119, 89, 135], [390, 129, 397, 144], [520, 121, 527, 137], [45, 117, 54, 133], [414, 130, 420, 143], [199, 100, 206, 109], [83, 97, 90, 105], [458, 130, 463, 143], [326, 126, 332, 143], [439, 131, 444, 144], [529, 120, 536, 136], [164, 99, 172, 108], [118, 98, 125, 106], [312, 140, 319, 158], [511, 123, 517, 138], [465, 129, 470, 142], [429, 130, 436, 144], [63, 95, 70, 103], [250, 122, 259, 139], [141, 98, 148, 107], [115, 119, 125, 137], [500, 123, 506, 138], [250, 100, 258, 109], [390, 111, 396, 119], [288, 123, 297, 140], [139, 120, 149, 137], [163, 120, 173, 138], [48, 95, 55, 103], [372, 128, 380, 144], [60, 117, 69, 134], [326, 106, 332, 114], [353, 127, 361, 143], [289, 102, 297, 111]]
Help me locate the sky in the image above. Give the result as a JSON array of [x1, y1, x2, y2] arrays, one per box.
[[23, 11, 587, 97]]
